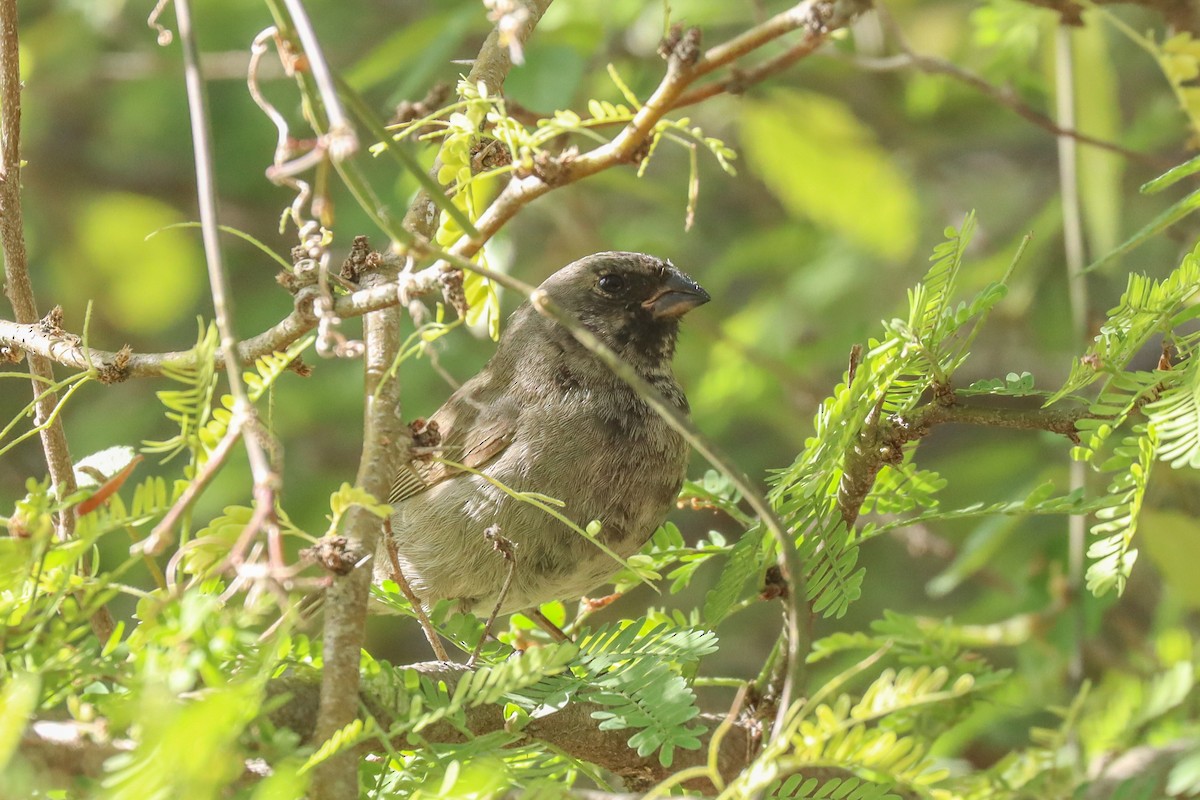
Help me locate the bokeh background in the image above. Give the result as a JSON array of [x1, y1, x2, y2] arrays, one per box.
[[4, 0, 1200, 763]]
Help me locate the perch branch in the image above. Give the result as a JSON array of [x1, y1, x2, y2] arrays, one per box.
[[15, 664, 875, 795]]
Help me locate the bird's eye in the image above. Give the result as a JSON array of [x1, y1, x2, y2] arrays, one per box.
[[598, 274, 626, 294]]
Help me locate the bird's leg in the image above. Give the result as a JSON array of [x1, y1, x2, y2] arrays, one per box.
[[384, 533, 450, 662], [524, 606, 572, 643], [469, 526, 518, 667]]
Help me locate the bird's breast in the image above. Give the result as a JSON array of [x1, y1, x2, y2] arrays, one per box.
[[504, 377, 689, 548]]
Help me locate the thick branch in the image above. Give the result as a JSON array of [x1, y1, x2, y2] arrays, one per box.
[[308, 259, 404, 799], [0, 0, 115, 643], [17, 721, 132, 784], [838, 395, 1094, 526], [277, 666, 760, 793]]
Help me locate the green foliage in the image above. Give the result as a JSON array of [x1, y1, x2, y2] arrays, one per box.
[[499, 619, 718, 767], [1146, 356, 1200, 468], [386, 67, 738, 337], [703, 523, 766, 626], [142, 319, 221, 464], [1051, 245, 1200, 594], [726, 651, 999, 799], [1084, 425, 1156, 595], [574, 620, 717, 766], [770, 215, 1015, 619], [1051, 250, 1200, 403], [771, 775, 900, 799], [960, 371, 1037, 397]]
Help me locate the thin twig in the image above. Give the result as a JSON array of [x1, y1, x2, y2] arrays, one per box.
[[525, 607, 571, 642], [279, 0, 358, 161], [850, 2, 1171, 168], [384, 534, 449, 662], [138, 417, 245, 556], [174, 0, 280, 550], [469, 526, 518, 665]]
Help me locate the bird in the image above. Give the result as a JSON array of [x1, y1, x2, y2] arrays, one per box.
[[375, 251, 709, 624]]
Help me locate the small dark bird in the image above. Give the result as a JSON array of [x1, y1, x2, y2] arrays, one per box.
[[376, 252, 709, 619]]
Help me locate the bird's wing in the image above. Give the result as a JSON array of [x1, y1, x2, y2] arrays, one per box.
[[388, 379, 517, 505]]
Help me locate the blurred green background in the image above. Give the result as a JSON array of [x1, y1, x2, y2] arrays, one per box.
[[3, 0, 1199, 758]]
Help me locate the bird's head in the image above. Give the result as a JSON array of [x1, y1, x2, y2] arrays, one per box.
[[531, 251, 710, 368]]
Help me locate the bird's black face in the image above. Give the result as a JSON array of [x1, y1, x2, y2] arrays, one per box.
[[541, 251, 710, 367]]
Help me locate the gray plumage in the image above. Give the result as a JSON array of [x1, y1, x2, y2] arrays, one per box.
[[375, 252, 709, 615]]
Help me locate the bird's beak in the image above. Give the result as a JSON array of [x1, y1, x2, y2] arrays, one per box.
[[643, 267, 710, 320]]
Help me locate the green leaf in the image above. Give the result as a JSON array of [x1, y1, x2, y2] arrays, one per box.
[[329, 483, 392, 522], [1145, 359, 1200, 468], [703, 525, 765, 626]]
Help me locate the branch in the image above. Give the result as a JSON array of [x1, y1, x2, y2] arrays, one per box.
[[308, 259, 405, 800], [279, 0, 357, 161], [847, 4, 1173, 168], [17, 720, 132, 785], [173, 0, 280, 562], [184, 670, 758, 793], [436, 0, 869, 266], [401, 0, 554, 239], [0, 4, 76, 540], [1018, 0, 1199, 32], [0, 0, 866, 385], [16, 664, 871, 795], [0, 280, 393, 379], [837, 393, 1094, 526], [0, 0, 115, 643], [672, 0, 859, 107]]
